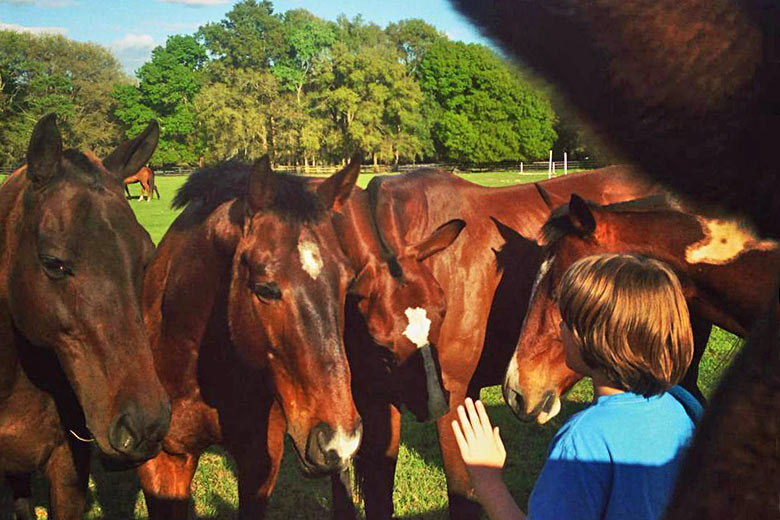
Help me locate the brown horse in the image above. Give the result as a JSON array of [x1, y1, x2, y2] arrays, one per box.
[[504, 194, 779, 424], [124, 165, 159, 201], [367, 165, 663, 518], [137, 157, 364, 518], [0, 114, 171, 519], [325, 185, 464, 519]]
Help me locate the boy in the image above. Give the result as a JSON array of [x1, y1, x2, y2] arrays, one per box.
[[452, 254, 702, 520]]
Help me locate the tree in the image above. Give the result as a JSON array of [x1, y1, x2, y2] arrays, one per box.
[[419, 40, 558, 164], [0, 30, 129, 165], [114, 35, 207, 165], [193, 68, 277, 162], [386, 19, 444, 76], [197, 0, 282, 71]]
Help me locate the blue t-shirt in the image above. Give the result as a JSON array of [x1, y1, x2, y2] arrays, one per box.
[[527, 387, 701, 520]]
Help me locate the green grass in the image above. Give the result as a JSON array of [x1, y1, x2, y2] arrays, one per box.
[[0, 169, 742, 519]]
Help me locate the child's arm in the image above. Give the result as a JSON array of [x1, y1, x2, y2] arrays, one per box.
[[451, 398, 527, 520]]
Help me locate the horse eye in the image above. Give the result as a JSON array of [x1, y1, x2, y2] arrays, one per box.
[[40, 255, 73, 279], [251, 281, 281, 302]]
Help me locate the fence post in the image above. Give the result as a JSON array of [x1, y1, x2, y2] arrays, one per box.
[[548, 150, 552, 179], [520, 162, 523, 174], [564, 152, 568, 175]]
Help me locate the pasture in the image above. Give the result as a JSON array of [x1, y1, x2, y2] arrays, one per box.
[[0, 170, 740, 519]]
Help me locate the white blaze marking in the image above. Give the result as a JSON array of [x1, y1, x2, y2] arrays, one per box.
[[685, 218, 777, 265], [298, 240, 323, 279], [403, 307, 431, 348], [322, 427, 362, 462]]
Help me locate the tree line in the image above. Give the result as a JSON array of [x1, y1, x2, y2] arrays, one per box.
[[0, 0, 596, 169]]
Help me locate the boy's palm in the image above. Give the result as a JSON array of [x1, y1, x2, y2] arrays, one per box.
[[452, 398, 507, 469]]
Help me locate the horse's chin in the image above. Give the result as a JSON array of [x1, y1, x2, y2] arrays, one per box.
[[287, 436, 336, 479]]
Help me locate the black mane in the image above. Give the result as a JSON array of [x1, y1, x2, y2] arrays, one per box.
[[172, 161, 326, 223]]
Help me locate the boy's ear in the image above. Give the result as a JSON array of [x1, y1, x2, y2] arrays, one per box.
[[568, 194, 596, 235]]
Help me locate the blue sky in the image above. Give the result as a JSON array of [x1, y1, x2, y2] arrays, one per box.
[[0, 0, 491, 75]]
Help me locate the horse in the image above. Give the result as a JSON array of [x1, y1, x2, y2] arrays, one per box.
[[123, 165, 159, 201], [324, 184, 464, 519], [366, 164, 664, 518], [504, 194, 779, 424], [450, 1, 780, 517], [0, 114, 171, 519], [136, 157, 365, 518]]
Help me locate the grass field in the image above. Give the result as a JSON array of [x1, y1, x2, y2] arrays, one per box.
[[0, 170, 742, 519]]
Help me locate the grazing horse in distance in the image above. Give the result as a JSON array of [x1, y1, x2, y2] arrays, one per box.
[[450, 1, 780, 518], [137, 156, 363, 518], [123, 165, 159, 201], [366, 165, 664, 518], [0, 114, 171, 519], [505, 194, 779, 425]]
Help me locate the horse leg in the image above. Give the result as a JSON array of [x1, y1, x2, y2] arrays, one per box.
[[5, 473, 34, 520], [348, 400, 401, 520], [45, 441, 90, 520], [124, 184, 132, 199], [681, 315, 712, 404], [437, 384, 483, 520], [138, 450, 200, 519], [228, 401, 286, 519]]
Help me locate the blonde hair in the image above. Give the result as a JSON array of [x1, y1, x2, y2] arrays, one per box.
[[557, 254, 693, 396]]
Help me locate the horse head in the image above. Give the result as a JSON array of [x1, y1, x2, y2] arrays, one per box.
[[335, 178, 464, 422], [225, 156, 362, 476], [8, 114, 170, 464]]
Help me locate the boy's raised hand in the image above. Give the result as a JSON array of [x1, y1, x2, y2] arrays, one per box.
[[452, 398, 506, 486]]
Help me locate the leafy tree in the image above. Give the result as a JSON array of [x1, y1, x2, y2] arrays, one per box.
[[198, 0, 282, 71], [193, 68, 277, 162], [114, 35, 207, 165], [419, 40, 557, 164], [0, 30, 128, 165], [312, 16, 426, 164], [386, 19, 444, 75]]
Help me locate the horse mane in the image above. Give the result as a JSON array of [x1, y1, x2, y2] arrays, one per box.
[[172, 161, 326, 223]]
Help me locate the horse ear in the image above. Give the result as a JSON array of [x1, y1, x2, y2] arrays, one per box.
[[246, 155, 275, 215], [26, 113, 63, 186], [317, 153, 361, 211], [568, 194, 596, 234], [534, 182, 554, 209], [103, 120, 159, 179], [411, 219, 466, 261]]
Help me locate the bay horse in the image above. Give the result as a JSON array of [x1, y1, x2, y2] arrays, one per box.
[[137, 156, 364, 518], [0, 114, 171, 519], [449, 2, 780, 517], [124, 165, 159, 201], [325, 185, 464, 518], [366, 164, 664, 518], [504, 194, 779, 424]]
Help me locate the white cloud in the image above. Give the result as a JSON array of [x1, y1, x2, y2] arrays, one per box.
[[158, 0, 228, 6], [0, 22, 68, 35], [109, 33, 157, 77], [111, 33, 156, 51], [0, 0, 77, 7]]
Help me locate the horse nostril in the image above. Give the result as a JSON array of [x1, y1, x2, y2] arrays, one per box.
[[541, 390, 556, 414], [109, 413, 139, 455], [503, 385, 525, 417]]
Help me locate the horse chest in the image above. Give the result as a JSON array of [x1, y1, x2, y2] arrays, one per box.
[[0, 380, 64, 473]]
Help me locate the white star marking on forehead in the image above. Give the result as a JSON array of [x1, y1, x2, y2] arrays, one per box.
[[403, 307, 431, 348], [298, 240, 323, 279]]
